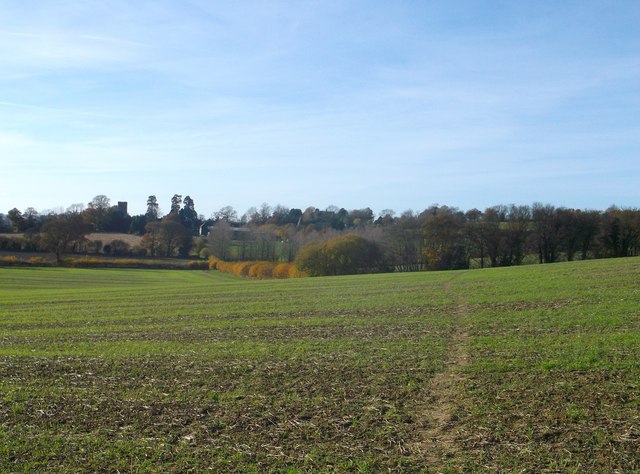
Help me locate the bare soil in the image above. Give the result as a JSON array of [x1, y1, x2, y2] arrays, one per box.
[[411, 276, 470, 468]]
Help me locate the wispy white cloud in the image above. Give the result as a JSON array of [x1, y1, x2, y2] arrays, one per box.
[[0, 131, 32, 147], [0, 1, 638, 214], [0, 100, 111, 117]]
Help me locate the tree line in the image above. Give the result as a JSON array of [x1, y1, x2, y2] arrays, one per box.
[[1, 194, 200, 262], [1, 195, 639, 274], [207, 202, 640, 274]]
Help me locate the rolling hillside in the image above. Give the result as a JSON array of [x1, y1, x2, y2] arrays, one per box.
[[0, 258, 638, 471]]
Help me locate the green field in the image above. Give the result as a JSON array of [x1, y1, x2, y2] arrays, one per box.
[[1, 259, 639, 472]]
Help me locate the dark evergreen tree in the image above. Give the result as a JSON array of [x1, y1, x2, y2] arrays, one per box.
[[170, 194, 182, 214], [179, 195, 200, 235], [145, 195, 160, 220]]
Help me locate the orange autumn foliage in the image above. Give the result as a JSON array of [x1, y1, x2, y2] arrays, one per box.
[[208, 257, 304, 279]]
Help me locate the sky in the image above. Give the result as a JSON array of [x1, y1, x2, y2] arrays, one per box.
[[1, 0, 639, 218]]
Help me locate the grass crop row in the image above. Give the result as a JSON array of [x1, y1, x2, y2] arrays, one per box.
[[1, 258, 638, 471]]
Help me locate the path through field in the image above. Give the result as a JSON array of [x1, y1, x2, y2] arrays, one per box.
[[413, 272, 470, 464]]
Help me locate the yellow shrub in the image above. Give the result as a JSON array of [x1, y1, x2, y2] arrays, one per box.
[[247, 263, 259, 278], [272, 263, 291, 279], [233, 262, 252, 277], [248, 262, 274, 279], [208, 256, 220, 270], [211, 258, 306, 279], [216, 260, 234, 274], [289, 265, 306, 278]]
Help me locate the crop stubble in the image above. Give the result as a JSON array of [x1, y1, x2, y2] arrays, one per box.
[[0, 259, 638, 472]]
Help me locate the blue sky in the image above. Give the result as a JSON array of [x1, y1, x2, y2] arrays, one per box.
[[1, 0, 638, 217]]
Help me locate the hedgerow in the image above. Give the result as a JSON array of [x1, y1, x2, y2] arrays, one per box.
[[61, 257, 209, 270], [208, 257, 304, 279], [0, 255, 53, 267]]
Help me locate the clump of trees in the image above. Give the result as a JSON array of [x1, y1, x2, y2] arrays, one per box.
[[142, 214, 193, 257], [295, 234, 387, 276], [138, 194, 206, 257], [40, 213, 91, 264]]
